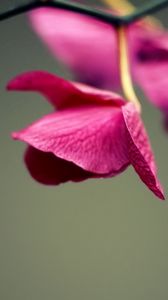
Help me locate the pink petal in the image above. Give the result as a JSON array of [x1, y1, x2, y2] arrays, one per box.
[[29, 8, 120, 89], [129, 26, 168, 124], [12, 106, 129, 175], [25, 146, 95, 185], [7, 71, 124, 109], [122, 103, 164, 200], [134, 60, 168, 128]]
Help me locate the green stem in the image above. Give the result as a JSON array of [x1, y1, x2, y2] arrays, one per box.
[[0, 0, 168, 26], [124, 0, 168, 24], [0, 0, 120, 24]]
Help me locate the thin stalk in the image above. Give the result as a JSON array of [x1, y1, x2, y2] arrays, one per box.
[[0, 0, 168, 26], [103, 0, 162, 28], [0, 0, 121, 25], [118, 26, 141, 112], [124, 0, 168, 24]]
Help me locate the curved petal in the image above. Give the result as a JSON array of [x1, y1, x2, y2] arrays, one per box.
[[25, 146, 95, 185], [29, 8, 120, 89], [129, 26, 168, 124], [12, 106, 129, 175], [7, 71, 124, 109], [122, 103, 164, 200]]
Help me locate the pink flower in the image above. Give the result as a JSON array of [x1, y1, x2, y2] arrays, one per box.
[[7, 71, 164, 199], [29, 8, 168, 126]]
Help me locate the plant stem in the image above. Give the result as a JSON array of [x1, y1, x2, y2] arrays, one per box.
[[117, 26, 141, 112], [103, 0, 163, 29], [0, 0, 168, 26], [124, 0, 168, 24], [0, 0, 120, 24]]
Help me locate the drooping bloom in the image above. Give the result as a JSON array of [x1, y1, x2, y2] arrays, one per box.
[[29, 8, 168, 127], [7, 71, 164, 199]]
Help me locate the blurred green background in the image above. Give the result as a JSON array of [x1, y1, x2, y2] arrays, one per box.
[[1, 1, 168, 299]]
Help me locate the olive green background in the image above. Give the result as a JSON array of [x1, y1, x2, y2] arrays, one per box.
[[1, 1, 168, 299]]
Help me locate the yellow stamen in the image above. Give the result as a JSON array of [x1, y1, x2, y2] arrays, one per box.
[[118, 26, 141, 112]]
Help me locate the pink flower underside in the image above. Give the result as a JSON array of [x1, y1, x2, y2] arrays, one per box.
[[29, 8, 168, 122], [122, 103, 164, 200], [8, 71, 164, 199], [25, 146, 96, 185], [129, 27, 168, 129], [7, 71, 124, 109], [13, 105, 129, 175], [129, 27, 168, 106], [29, 8, 120, 90]]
